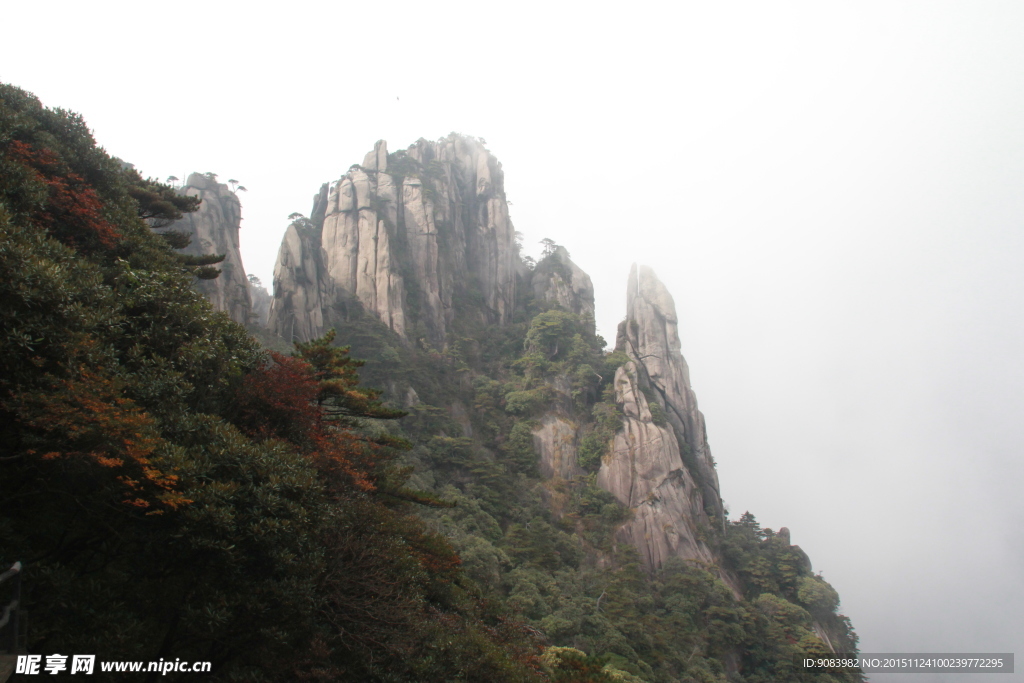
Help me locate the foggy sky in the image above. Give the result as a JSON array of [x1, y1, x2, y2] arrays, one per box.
[[3, 2, 1022, 680]]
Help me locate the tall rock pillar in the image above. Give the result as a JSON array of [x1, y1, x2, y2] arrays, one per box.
[[269, 135, 518, 346], [617, 264, 724, 521], [597, 265, 726, 572], [167, 173, 252, 325]]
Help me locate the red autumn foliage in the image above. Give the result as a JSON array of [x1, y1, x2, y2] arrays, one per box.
[[400, 517, 463, 577], [7, 368, 190, 512], [234, 351, 320, 443], [309, 428, 376, 493], [234, 351, 380, 492], [5, 139, 119, 251]]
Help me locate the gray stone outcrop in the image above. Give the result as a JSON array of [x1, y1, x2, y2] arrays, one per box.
[[595, 264, 730, 574], [615, 264, 724, 521], [597, 362, 717, 568], [533, 415, 583, 481], [531, 246, 595, 322], [270, 135, 518, 345], [249, 278, 272, 328], [167, 173, 252, 325], [268, 219, 328, 343]]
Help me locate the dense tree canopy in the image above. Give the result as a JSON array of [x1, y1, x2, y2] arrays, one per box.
[[0, 83, 546, 681]]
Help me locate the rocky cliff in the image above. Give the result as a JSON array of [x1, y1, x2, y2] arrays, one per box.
[[597, 360, 718, 568], [591, 265, 727, 573], [528, 248, 595, 482], [269, 215, 329, 343], [615, 264, 724, 522], [531, 246, 595, 321], [166, 173, 252, 325], [533, 414, 583, 482], [523, 254, 725, 573], [269, 135, 518, 345], [266, 137, 767, 589]]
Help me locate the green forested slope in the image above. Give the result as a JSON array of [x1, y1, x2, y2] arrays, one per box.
[[323, 261, 861, 683], [0, 83, 860, 682]]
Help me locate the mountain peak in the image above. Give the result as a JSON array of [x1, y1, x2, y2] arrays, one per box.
[[269, 135, 516, 345]]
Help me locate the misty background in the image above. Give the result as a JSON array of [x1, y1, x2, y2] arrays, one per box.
[[3, 2, 1021, 680]]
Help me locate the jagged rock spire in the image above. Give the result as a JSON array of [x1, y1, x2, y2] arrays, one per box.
[[617, 264, 723, 520], [597, 361, 718, 568], [597, 264, 727, 572]]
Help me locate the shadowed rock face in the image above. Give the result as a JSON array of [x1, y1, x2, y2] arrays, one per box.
[[598, 264, 728, 572], [269, 135, 518, 345], [168, 173, 252, 325], [249, 279, 271, 328]]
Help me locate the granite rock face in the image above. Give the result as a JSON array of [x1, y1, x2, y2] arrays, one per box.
[[533, 414, 583, 482], [167, 173, 252, 325], [596, 264, 727, 572], [267, 139, 733, 579], [268, 219, 328, 343], [597, 362, 717, 568], [270, 135, 518, 345], [615, 264, 724, 521], [531, 246, 595, 322]]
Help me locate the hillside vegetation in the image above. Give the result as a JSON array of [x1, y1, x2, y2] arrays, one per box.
[[0, 84, 859, 682]]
